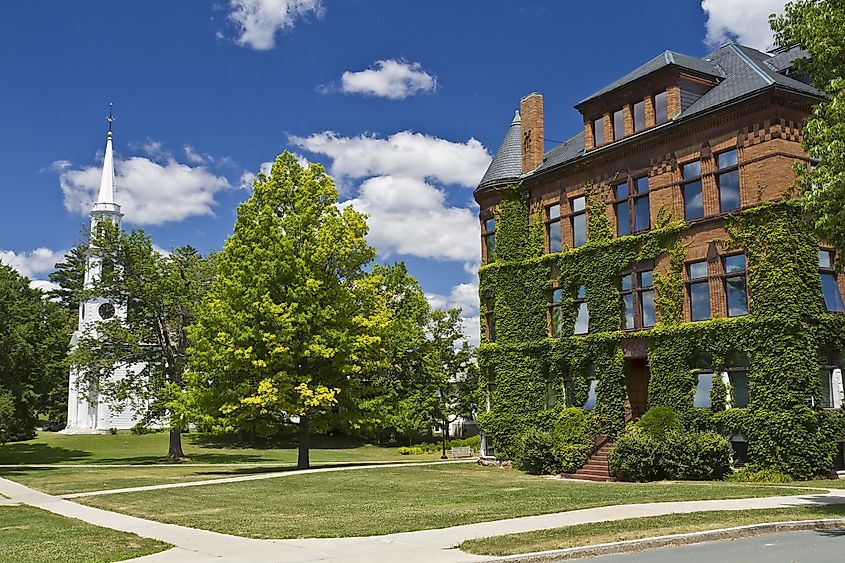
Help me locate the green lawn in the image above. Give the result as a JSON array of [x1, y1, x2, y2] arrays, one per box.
[[0, 504, 169, 562], [0, 431, 436, 465], [0, 464, 295, 495], [78, 464, 822, 539], [460, 505, 845, 556], [794, 479, 845, 489]]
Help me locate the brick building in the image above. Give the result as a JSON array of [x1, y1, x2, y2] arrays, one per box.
[[475, 43, 845, 478]]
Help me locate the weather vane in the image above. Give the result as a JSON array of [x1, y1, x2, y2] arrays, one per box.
[[107, 102, 114, 133]]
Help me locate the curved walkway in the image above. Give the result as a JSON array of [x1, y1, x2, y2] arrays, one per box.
[[58, 459, 475, 499], [1, 475, 845, 562]]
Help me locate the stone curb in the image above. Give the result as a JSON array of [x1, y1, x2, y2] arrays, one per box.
[[483, 518, 845, 562]]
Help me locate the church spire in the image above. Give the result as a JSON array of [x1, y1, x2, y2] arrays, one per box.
[[91, 104, 122, 220], [96, 104, 116, 205]]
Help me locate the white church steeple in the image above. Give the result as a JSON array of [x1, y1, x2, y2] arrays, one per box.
[[91, 105, 122, 221], [64, 107, 135, 434]]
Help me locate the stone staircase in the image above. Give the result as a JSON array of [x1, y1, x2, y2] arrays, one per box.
[[562, 435, 613, 482]]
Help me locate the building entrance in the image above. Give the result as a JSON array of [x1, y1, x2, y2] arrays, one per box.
[[624, 358, 650, 420]]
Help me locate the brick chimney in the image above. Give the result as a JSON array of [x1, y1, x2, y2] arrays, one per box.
[[520, 93, 544, 173]]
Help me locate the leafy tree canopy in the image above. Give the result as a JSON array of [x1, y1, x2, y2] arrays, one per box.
[[0, 264, 71, 442], [186, 152, 391, 468], [69, 224, 214, 458], [771, 1, 845, 258]]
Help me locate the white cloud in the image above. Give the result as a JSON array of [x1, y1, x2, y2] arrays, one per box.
[[30, 279, 61, 293], [0, 248, 67, 292], [289, 131, 490, 188], [0, 248, 66, 278], [226, 0, 323, 51], [342, 176, 479, 262], [184, 145, 206, 165], [702, 0, 786, 51], [338, 59, 437, 100], [59, 152, 231, 226], [239, 160, 274, 189], [426, 280, 480, 347]]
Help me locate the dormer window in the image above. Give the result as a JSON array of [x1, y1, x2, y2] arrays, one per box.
[[613, 109, 625, 141], [633, 100, 646, 133], [654, 91, 668, 124], [593, 117, 605, 147]]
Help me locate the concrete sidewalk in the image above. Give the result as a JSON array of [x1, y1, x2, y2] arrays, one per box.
[[2, 475, 845, 562]]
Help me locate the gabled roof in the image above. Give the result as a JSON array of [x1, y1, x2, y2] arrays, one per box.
[[477, 110, 522, 189], [527, 42, 826, 179], [678, 43, 823, 119], [578, 50, 723, 106]]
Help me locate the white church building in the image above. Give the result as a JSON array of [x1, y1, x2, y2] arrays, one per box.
[[64, 117, 144, 433]]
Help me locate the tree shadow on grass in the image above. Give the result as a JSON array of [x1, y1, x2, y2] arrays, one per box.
[[193, 461, 398, 478], [0, 443, 92, 465], [186, 432, 367, 451]]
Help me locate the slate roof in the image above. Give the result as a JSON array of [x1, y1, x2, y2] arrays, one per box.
[[527, 42, 826, 178], [764, 46, 810, 72], [477, 110, 523, 189], [578, 50, 723, 106]]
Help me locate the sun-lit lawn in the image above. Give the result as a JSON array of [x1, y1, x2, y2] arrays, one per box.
[[77, 464, 822, 539], [0, 504, 169, 562], [459, 505, 845, 556], [0, 464, 295, 495], [0, 430, 436, 465], [0, 431, 441, 495]]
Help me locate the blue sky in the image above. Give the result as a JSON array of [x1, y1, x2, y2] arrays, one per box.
[[0, 0, 785, 343]]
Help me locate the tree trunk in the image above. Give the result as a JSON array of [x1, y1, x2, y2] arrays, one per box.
[[297, 415, 310, 469], [168, 427, 185, 460]]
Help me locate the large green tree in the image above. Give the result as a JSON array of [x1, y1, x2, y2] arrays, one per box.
[[68, 227, 214, 459], [186, 152, 390, 469], [771, 1, 845, 256], [349, 262, 434, 443], [0, 265, 71, 443]]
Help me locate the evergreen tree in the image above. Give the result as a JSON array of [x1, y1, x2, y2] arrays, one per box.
[[49, 240, 88, 313]]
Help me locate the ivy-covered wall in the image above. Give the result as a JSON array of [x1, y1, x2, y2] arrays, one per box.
[[477, 187, 845, 479]]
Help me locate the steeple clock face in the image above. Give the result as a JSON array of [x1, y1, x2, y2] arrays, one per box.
[[98, 302, 116, 320]]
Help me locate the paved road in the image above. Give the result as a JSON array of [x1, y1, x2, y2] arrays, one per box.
[[583, 530, 845, 562]]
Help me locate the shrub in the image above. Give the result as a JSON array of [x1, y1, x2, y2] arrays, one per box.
[[130, 424, 157, 435], [514, 427, 560, 475], [636, 406, 681, 438], [662, 431, 731, 480], [409, 435, 481, 454], [108, 427, 118, 435], [453, 435, 481, 449], [610, 428, 731, 482], [608, 430, 663, 482], [552, 408, 590, 444], [397, 446, 424, 455], [558, 443, 593, 474], [727, 466, 793, 483]]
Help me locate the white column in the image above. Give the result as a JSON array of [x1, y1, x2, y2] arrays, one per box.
[[66, 370, 78, 429], [833, 368, 844, 409], [721, 371, 732, 409]]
